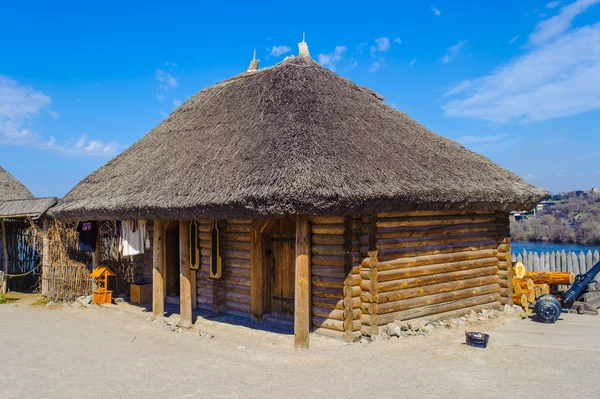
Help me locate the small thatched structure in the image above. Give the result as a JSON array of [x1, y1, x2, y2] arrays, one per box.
[[0, 166, 33, 202], [0, 166, 56, 293], [51, 41, 546, 347]]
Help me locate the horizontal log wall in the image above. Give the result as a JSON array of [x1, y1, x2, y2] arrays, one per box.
[[196, 219, 252, 317], [137, 221, 154, 283], [309, 216, 361, 339], [495, 212, 513, 305], [222, 219, 252, 316], [365, 211, 502, 330]]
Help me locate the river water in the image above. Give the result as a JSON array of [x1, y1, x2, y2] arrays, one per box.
[[511, 241, 600, 254]]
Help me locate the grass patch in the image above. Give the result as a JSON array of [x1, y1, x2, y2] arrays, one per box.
[[32, 296, 50, 306], [0, 293, 17, 304]]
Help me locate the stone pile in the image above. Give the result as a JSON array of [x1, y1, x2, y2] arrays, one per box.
[[359, 304, 524, 344]]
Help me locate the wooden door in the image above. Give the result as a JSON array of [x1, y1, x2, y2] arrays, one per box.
[[269, 217, 296, 319]]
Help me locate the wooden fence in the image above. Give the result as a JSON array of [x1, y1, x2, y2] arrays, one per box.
[[511, 249, 600, 275], [42, 263, 93, 302]]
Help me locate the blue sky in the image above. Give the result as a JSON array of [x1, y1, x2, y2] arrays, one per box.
[[1, 0, 599, 197]]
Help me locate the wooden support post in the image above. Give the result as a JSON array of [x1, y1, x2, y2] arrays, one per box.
[[1, 219, 8, 275], [1, 219, 7, 294], [179, 221, 192, 328], [92, 223, 101, 269], [294, 215, 310, 349], [153, 220, 165, 321], [41, 218, 50, 296]]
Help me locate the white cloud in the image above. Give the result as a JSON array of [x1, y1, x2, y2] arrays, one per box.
[[529, 0, 599, 45], [370, 37, 391, 57], [355, 42, 368, 55], [155, 64, 178, 91], [0, 75, 121, 157], [546, 1, 563, 8], [440, 40, 468, 64], [375, 37, 391, 51], [317, 46, 347, 71], [523, 173, 535, 182], [345, 60, 358, 70], [409, 58, 417, 67], [509, 35, 520, 44], [173, 97, 182, 107], [369, 61, 382, 73], [270, 45, 291, 57], [394, 38, 402, 44], [0, 75, 51, 121], [557, 170, 569, 177], [40, 133, 121, 157], [431, 5, 441, 16], [0, 75, 51, 144], [156, 93, 165, 102], [457, 133, 510, 145], [443, 19, 600, 123]]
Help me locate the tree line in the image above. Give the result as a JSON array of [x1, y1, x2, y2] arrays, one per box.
[[511, 190, 600, 245]]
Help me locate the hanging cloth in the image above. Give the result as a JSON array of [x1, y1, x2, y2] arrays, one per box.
[[77, 221, 98, 252], [121, 220, 149, 256]]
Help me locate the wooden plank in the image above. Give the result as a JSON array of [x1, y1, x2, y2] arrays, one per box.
[[294, 215, 311, 349], [179, 221, 192, 328], [249, 222, 264, 320], [152, 220, 165, 320]]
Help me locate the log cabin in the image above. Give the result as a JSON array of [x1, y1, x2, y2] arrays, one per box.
[[49, 39, 546, 348]]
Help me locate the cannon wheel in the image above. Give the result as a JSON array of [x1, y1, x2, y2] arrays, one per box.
[[534, 294, 562, 323]]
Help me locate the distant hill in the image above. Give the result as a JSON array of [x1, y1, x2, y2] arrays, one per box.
[[511, 189, 600, 244]]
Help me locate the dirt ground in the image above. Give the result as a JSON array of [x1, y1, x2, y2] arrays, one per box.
[[1, 294, 598, 398]]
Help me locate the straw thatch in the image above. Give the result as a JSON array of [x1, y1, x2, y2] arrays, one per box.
[[51, 56, 546, 221], [0, 197, 57, 219], [0, 166, 34, 202]]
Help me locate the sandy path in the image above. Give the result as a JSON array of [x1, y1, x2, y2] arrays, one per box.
[[0, 296, 598, 398]]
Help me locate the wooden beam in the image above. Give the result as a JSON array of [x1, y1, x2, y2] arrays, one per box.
[[1, 219, 7, 294], [294, 215, 311, 349], [41, 218, 50, 296], [153, 220, 165, 321], [179, 221, 192, 328]]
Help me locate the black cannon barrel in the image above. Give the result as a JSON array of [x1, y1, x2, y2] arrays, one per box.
[[562, 260, 600, 309]]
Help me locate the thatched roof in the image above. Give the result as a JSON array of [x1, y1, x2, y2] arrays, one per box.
[[0, 197, 57, 219], [51, 56, 546, 221], [0, 166, 34, 202]]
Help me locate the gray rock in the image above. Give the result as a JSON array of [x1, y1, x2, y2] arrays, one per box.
[[482, 309, 491, 318], [370, 335, 382, 344], [468, 309, 478, 320], [378, 330, 391, 340], [504, 304, 516, 313], [45, 301, 55, 307], [79, 296, 92, 305], [512, 305, 524, 312], [406, 319, 422, 331], [386, 323, 402, 337], [393, 320, 410, 331], [460, 316, 467, 321], [359, 336, 371, 345], [478, 316, 489, 321]]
